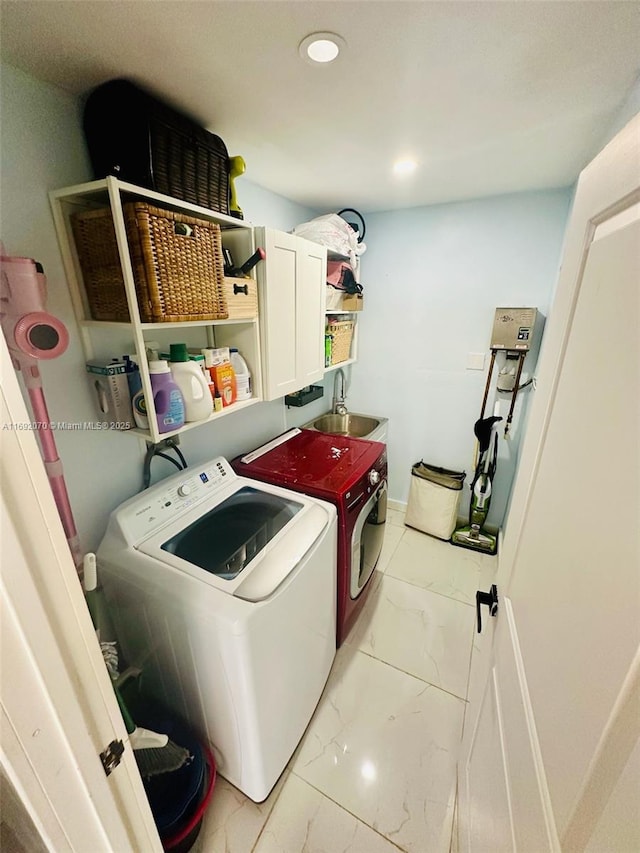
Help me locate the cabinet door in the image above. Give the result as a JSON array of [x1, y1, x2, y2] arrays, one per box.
[[257, 228, 326, 401], [296, 236, 326, 388]]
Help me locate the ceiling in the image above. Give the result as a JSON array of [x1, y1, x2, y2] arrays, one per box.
[[2, 1, 639, 213]]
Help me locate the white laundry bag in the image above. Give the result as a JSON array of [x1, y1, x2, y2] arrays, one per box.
[[293, 213, 366, 277], [404, 461, 467, 540]]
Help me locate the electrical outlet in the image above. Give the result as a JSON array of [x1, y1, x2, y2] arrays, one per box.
[[467, 352, 486, 370]]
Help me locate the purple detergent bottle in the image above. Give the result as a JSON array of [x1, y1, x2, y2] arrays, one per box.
[[149, 360, 185, 432]]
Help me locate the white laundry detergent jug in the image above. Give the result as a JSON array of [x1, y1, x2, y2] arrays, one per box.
[[230, 348, 252, 401], [168, 343, 213, 422]]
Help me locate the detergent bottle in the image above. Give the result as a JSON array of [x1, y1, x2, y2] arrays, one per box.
[[148, 360, 186, 432], [131, 387, 149, 430], [230, 348, 252, 401], [168, 343, 213, 422]]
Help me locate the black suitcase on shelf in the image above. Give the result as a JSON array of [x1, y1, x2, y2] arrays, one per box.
[[82, 78, 230, 215]]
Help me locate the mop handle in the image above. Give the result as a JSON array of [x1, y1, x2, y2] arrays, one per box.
[[24, 364, 83, 570], [504, 352, 526, 437], [479, 350, 497, 421]]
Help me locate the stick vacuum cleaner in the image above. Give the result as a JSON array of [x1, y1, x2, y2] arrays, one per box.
[[1, 251, 84, 573], [451, 415, 502, 555]]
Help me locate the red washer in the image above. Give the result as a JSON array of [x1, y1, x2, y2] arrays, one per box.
[[232, 430, 388, 646]]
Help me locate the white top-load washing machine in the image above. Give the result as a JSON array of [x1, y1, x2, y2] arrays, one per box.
[[97, 457, 337, 803]]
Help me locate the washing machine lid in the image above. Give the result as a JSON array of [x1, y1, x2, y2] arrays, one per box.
[[235, 429, 385, 500], [135, 480, 332, 602], [160, 485, 301, 579]]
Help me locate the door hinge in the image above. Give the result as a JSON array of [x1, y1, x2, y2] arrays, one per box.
[[100, 738, 125, 776], [476, 584, 499, 633]]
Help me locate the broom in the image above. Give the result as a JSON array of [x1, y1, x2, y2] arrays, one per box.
[[83, 553, 191, 777]]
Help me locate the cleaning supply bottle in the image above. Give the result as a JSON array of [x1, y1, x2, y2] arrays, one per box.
[[200, 347, 218, 406], [324, 333, 332, 368], [149, 360, 186, 432], [168, 343, 213, 422], [131, 387, 149, 430], [123, 355, 142, 398], [230, 348, 252, 401]]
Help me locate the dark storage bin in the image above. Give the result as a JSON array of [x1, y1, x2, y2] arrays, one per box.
[[83, 78, 230, 215], [122, 684, 217, 853], [284, 385, 324, 407]]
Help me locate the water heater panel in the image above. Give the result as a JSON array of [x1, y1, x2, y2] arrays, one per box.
[[490, 307, 539, 351]]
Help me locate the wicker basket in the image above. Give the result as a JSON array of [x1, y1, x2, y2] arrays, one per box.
[[71, 203, 228, 322], [327, 319, 355, 365]]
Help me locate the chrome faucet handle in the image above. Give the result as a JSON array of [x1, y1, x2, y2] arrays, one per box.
[[332, 367, 348, 414]]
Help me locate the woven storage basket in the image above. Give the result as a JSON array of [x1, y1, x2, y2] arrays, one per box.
[[71, 203, 227, 323], [327, 319, 355, 365]]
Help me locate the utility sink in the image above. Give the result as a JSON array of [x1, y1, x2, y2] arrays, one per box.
[[303, 412, 388, 443], [311, 413, 379, 438]]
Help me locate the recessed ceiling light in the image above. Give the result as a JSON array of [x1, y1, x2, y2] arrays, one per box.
[[393, 158, 418, 176], [299, 32, 345, 64]]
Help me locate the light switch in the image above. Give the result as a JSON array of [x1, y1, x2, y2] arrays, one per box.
[[467, 352, 486, 370]]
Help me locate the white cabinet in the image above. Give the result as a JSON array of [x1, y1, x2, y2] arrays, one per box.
[[254, 227, 327, 401], [49, 177, 263, 443]]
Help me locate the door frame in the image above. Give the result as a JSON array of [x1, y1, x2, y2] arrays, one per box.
[[1, 333, 162, 851]]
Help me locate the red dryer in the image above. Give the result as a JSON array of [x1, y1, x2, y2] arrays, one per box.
[[232, 429, 387, 646]]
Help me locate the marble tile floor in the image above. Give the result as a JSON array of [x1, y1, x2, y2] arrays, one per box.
[[196, 506, 497, 853]]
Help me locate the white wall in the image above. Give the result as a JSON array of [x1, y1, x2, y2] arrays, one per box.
[[347, 191, 572, 525]]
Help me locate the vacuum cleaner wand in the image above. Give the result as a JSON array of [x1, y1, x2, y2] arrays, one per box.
[[24, 364, 84, 569], [1, 252, 84, 575]]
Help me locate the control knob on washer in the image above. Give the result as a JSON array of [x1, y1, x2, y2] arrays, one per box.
[[368, 469, 380, 486], [177, 484, 191, 498]]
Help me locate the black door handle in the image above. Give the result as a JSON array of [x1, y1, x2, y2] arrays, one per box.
[[476, 584, 498, 633]]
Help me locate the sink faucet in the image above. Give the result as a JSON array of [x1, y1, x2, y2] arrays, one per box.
[[332, 368, 348, 415]]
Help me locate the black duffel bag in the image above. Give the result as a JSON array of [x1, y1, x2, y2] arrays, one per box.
[[82, 78, 230, 215]]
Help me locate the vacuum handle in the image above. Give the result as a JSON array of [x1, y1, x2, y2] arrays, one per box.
[[504, 352, 527, 437], [476, 584, 499, 633], [239, 248, 265, 276]]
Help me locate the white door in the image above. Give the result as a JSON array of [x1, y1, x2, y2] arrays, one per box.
[[458, 113, 640, 853], [1, 334, 162, 852]]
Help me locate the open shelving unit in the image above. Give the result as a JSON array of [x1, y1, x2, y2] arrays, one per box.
[[324, 249, 361, 372], [49, 176, 263, 443]]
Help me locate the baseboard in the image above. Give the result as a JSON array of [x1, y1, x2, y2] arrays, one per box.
[[387, 499, 407, 513]]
